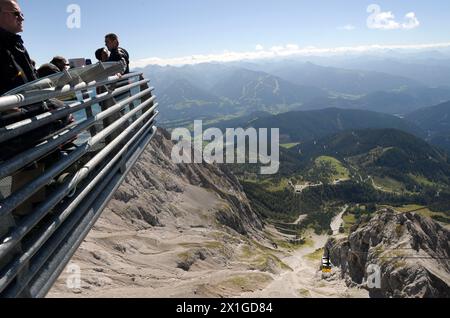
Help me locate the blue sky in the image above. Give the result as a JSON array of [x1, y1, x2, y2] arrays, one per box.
[[18, 0, 450, 67]]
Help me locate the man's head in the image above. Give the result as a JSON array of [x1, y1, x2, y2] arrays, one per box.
[[95, 47, 109, 62], [0, 0, 24, 34], [105, 33, 119, 50], [37, 63, 60, 78], [51, 56, 69, 72]]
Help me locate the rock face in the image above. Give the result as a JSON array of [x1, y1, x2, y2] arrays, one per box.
[[325, 209, 450, 298], [49, 128, 273, 298], [109, 128, 263, 235]]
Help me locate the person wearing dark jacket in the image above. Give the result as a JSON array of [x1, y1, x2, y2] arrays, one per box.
[[95, 47, 109, 62], [0, 1, 36, 96], [0, 0, 73, 158], [0, 1, 40, 292], [0, 0, 51, 132], [36, 56, 69, 78], [0, 1, 45, 127], [37, 62, 60, 78], [105, 33, 130, 74], [50, 56, 69, 72]]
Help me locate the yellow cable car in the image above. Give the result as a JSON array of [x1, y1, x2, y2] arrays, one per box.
[[321, 256, 332, 273]]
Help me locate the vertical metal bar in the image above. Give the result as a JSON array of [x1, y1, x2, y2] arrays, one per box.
[[138, 74, 155, 130], [99, 84, 121, 144], [84, 106, 96, 136]]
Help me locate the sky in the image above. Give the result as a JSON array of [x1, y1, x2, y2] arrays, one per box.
[[18, 0, 450, 67]]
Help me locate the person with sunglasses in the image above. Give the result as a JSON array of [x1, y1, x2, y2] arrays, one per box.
[[0, 0, 37, 96], [0, 1, 38, 294], [0, 1, 76, 230], [0, 0, 59, 149], [37, 56, 70, 78], [0, 0, 72, 130]]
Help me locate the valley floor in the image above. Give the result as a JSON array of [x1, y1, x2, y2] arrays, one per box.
[[49, 199, 367, 298], [240, 223, 368, 298]]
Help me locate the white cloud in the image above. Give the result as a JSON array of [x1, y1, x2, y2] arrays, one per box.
[[270, 46, 285, 52], [130, 42, 450, 68], [369, 11, 400, 30], [255, 44, 264, 51], [402, 12, 420, 30], [339, 25, 356, 31], [367, 4, 420, 30], [286, 44, 300, 50]]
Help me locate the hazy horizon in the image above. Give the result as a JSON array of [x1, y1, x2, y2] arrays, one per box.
[[17, 1, 450, 68]]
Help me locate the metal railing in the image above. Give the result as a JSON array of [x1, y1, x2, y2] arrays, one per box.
[[0, 62, 158, 297]]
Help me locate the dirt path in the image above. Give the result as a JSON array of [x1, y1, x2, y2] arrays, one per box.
[[331, 205, 348, 235], [292, 214, 307, 225], [240, 211, 369, 298]]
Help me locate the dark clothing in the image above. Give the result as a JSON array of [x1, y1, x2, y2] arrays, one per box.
[[108, 47, 130, 74], [37, 63, 60, 78], [0, 27, 47, 128], [0, 28, 73, 162], [0, 99, 74, 162], [0, 27, 37, 96]]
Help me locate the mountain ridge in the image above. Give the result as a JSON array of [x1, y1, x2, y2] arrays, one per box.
[[326, 209, 450, 297], [248, 108, 424, 142]]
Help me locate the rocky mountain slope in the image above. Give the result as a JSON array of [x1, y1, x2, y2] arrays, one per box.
[[48, 129, 293, 297], [48, 128, 369, 298], [105, 128, 264, 236], [47, 129, 448, 298], [325, 209, 450, 298]]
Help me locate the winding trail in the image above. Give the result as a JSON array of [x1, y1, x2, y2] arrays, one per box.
[[240, 206, 368, 298], [292, 214, 307, 225], [331, 205, 348, 235]]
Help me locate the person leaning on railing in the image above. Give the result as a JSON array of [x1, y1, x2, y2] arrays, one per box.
[[36, 56, 69, 78], [95, 47, 110, 63], [0, 1, 33, 95], [0, 0, 74, 153], [103, 33, 131, 123], [105, 33, 130, 75], [0, 0, 74, 215]]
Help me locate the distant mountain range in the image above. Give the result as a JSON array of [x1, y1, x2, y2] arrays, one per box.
[[249, 61, 423, 95], [157, 78, 238, 122], [210, 68, 326, 110], [407, 100, 450, 135], [137, 59, 450, 133], [245, 108, 424, 142], [331, 57, 450, 87], [238, 105, 450, 153], [299, 86, 450, 115], [297, 128, 448, 167], [406, 101, 450, 152], [291, 128, 450, 190], [142, 64, 328, 123]]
